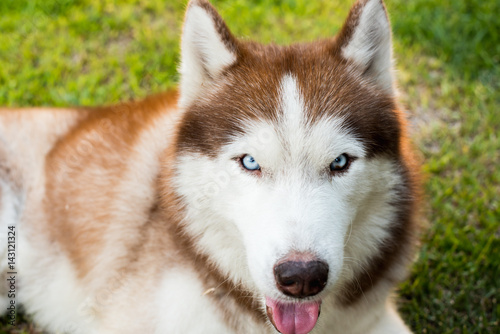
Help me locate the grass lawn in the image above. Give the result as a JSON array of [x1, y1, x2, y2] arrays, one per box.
[[0, 0, 498, 333]]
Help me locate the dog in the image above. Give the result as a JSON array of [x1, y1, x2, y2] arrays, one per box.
[[0, 0, 421, 333]]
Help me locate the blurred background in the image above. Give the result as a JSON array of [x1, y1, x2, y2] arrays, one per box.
[[0, 0, 498, 333]]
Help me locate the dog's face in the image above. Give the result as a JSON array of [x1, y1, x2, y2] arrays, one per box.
[[172, 1, 411, 333]]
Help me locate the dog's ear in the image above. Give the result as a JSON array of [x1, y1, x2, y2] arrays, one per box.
[[179, 0, 239, 107], [336, 0, 394, 94]]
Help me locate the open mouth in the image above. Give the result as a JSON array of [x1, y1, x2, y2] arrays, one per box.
[[265, 297, 321, 334]]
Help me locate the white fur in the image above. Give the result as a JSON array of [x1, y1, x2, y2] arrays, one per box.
[[19, 244, 94, 334], [3, 1, 415, 332], [174, 75, 405, 325], [16, 109, 181, 334], [316, 293, 411, 334], [153, 270, 237, 333], [0, 134, 24, 314], [342, 0, 394, 93], [0, 183, 19, 230], [3, 80, 411, 334], [180, 4, 237, 107], [370, 302, 412, 334], [0, 181, 20, 312]]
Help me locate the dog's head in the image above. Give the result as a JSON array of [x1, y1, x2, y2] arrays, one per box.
[[171, 1, 416, 333]]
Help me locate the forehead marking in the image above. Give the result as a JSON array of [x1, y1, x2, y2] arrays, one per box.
[[280, 74, 304, 128], [279, 74, 307, 156], [273, 74, 366, 164]]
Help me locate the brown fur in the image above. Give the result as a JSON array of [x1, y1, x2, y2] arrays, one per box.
[[160, 144, 268, 328], [44, 91, 178, 278], [176, 0, 421, 309], [0, 0, 421, 331]]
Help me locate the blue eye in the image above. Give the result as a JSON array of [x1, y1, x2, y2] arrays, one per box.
[[241, 155, 260, 171], [330, 154, 349, 171]]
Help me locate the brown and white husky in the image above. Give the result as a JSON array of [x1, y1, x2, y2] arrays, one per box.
[[0, 0, 421, 333]]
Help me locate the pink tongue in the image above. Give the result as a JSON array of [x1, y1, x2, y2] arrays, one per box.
[[265, 297, 320, 334]]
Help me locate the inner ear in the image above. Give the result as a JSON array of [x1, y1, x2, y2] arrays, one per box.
[[334, 0, 394, 94], [179, 0, 239, 107]]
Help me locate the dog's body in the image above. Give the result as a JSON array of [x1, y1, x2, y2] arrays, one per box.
[[0, 0, 421, 333]]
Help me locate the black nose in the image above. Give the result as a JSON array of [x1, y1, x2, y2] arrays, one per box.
[[274, 260, 329, 298]]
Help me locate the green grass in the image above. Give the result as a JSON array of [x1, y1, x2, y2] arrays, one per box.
[[0, 0, 498, 333]]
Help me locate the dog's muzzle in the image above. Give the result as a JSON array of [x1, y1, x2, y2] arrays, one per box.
[[265, 253, 328, 334]]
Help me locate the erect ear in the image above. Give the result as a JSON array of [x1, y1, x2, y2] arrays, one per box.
[[336, 0, 394, 94], [179, 0, 239, 107]]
